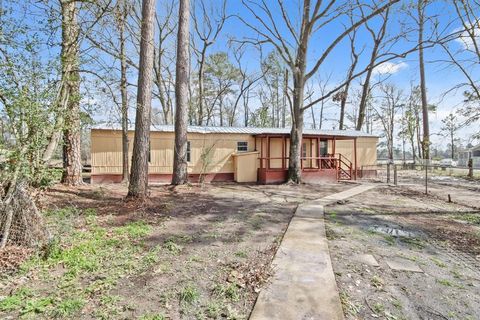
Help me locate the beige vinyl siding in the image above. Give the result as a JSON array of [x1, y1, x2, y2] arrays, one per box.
[[330, 137, 377, 167], [91, 129, 378, 177], [91, 130, 255, 175]]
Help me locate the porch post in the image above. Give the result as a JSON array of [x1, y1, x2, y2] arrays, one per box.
[[333, 136, 336, 155], [282, 136, 286, 169], [310, 138, 313, 169], [317, 137, 320, 168], [259, 137, 263, 170], [354, 138, 358, 180], [267, 135, 270, 170]]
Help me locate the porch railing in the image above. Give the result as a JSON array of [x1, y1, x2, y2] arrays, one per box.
[[258, 154, 353, 180], [258, 156, 339, 170]]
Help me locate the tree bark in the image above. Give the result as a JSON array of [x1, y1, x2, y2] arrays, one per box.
[[60, 0, 83, 186], [119, 0, 129, 183], [288, 71, 305, 183], [127, 0, 156, 198], [172, 0, 190, 185], [450, 131, 454, 159], [418, 0, 430, 160], [197, 46, 206, 125]]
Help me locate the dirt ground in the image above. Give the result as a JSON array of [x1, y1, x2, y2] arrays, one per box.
[[0, 182, 348, 320], [374, 168, 480, 209], [325, 183, 480, 320]]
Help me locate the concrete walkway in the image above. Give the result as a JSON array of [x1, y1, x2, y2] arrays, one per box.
[[250, 184, 376, 320]]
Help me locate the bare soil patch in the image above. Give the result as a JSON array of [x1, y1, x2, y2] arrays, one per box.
[[326, 185, 480, 320], [0, 182, 347, 319]]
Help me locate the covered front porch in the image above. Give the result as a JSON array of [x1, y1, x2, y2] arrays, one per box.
[[255, 134, 358, 184]]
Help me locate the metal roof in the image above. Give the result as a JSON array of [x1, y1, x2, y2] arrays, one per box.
[[91, 124, 377, 138]]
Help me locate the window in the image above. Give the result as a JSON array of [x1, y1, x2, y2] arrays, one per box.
[[187, 141, 191, 162], [237, 141, 248, 152], [302, 142, 307, 158], [320, 140, 328, 156]]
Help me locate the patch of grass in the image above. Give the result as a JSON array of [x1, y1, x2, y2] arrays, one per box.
[[383, 235, 396, 246], [372, 302, 385, 314], [205, 301, 223, 318], [53, 297, 85, 317], [0, 288, 33, 312], [400, 237, 425, 249], [43, 226, 129, 275], [213, 283, 240, 301], [166, 234, 193, 244], [234, 251, 248, 258], [399, 253, 419, 262], [95, 294, 122, 318], [84, 208, 98, 225], [99, 294, 121, 306], [392, 298, 402, 309], [4, 209, 156, 319], [249, 215, 264, 230], [451, 269, 463, 279], [21, 297, 54, 316], [44, 207, 79, 219], [139, 314, 166, 320], [179, 284, 199, 304], [164, 240, 183, 255], [114, 221, 152, 238], [437, 279, 453, 287], [141, 246, 161, 268], [455, 214, 480, 225], [430, 257, 446, 268], [371, 275, 384, 289], [188, 255, 202, 263], [339, 291, 362, 317], [436, 278, 464, 289]]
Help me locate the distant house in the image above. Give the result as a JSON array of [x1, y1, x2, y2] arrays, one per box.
[[458, 144, 480, 168], [90, 125, 378, 184]]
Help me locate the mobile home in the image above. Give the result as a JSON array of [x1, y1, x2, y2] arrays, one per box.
[[90, 125, 378, 184]]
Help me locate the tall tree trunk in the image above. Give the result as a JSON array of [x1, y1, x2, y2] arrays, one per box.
[[60, 0, 83, 186], [172, 0, 190, 185], [219, 97, 224, 126], [356, 69, 373, 131], [197, 46, 206, 126], [418, 0, 430, 160], [288, 71, 305, 183], [127, 0, 156, 198], [282, 68, 287, 128], [410, 137, 416, 165], [450, 131, 454, 159], [119, 0, 129, 183]]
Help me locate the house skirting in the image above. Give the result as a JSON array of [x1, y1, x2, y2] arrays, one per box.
[[257, 168, 337, 184], [91, 172, 235, 184], [357, 169, 377, 179]]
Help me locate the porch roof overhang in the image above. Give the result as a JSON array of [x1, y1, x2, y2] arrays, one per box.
[[253, 133, 357, 140]]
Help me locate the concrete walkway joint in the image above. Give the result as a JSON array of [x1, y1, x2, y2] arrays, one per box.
[[250, 184, 376, 320]]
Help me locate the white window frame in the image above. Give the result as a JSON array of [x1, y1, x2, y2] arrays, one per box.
[[237, 141, 248, 152]]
